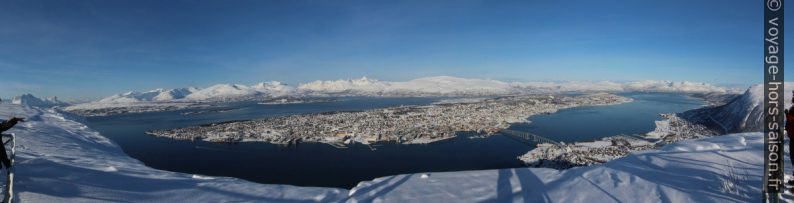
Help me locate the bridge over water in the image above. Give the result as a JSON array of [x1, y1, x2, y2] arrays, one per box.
[[499, 129, 562, 147]]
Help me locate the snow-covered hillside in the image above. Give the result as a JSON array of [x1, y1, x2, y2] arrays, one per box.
[[693, 83, 793, 133], [186, 81, 293, 101], [78, 82, 293, 104], [64, 88, 200, 112], [347, 133, 764, 202], [96, 88, 196, 103], [65, 81, 293, 113], [152, 88, 197, 101], [0, 102, 773, 202], [0, 103, 346, 202], [10, 94, 67, 108]]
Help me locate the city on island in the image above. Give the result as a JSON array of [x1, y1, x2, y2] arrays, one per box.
[[147, 93, 632, 146]]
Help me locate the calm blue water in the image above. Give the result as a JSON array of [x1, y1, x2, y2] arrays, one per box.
[[85, 93, 704, 189], [509, 92, 705, 143]]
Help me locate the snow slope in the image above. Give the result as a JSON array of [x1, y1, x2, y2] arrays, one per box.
[[0, 102, 771, 202], [10, 94, 67, 108], [347, 134, 764, 202], [0, 103, 346, 202], [699, 83, 793, 133]]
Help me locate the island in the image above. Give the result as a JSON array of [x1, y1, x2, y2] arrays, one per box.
[[146, 93, 632, 146]]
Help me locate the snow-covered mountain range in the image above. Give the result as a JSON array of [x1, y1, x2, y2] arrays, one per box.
[[186, 81, 294, 101], [90, 81, 294, 104], [96, 88, 198, 103], [67, 76, 737, 109], [64, 81, 294, 112]]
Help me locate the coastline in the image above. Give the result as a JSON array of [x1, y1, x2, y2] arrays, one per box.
[[518, 112, 720, 169], [146, 93, 633, 146]]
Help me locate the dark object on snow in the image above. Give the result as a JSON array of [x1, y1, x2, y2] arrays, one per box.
[[0, 117, 23, 169]]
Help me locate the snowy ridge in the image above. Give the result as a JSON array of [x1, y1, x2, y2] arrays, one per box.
[[97, 88, 198, 103], [10, 94, 67, 108], [186, 81, 294, 101], [152, 88, 198, 101], [0, 103, 771, 202], [64, 88, 200, 111], [184, 84, 259, 101], [66, 81, 293, 111], [699, 83, 793, 133]]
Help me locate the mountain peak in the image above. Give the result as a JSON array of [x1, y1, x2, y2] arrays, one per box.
[[11, 93, 68, 107]]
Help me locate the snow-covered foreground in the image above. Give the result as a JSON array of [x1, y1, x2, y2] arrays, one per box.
[[349, 134, 764, 202], [0, 103, 773, 202], [0, 104, 346, 202]]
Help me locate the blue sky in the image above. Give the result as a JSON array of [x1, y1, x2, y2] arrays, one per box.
[[0, 0, 769, 100]]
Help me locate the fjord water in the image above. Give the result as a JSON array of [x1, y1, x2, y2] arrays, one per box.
[[509, 92, 706, 143], [85, 93, 704, 189]]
